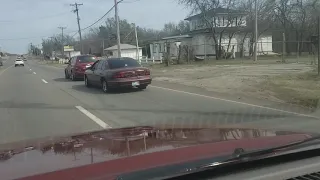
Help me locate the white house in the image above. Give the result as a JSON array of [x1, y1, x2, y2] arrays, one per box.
[[149, 8, 274, 60], [105, 44, 142, 60]]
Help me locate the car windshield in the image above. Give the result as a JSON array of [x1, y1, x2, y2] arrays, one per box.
[[108, 59, 141, 69], [78, 56, 96, 63], [2, 1, 320, 179]]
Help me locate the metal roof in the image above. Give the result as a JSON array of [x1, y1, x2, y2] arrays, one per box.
[[104, 44, 141, 51], [185, 8, 246, 21]]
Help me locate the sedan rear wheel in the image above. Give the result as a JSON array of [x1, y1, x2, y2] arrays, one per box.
[[70, 72, 76, 81], [65, 70, 69, 79], [85, 75, 91, 87], [102, 80, 109, 93]]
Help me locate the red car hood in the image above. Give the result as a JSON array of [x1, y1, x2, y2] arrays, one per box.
[[0, 125, 312, 180]]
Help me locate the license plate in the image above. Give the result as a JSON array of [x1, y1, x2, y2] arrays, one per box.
[[132, 81, 140, 86]]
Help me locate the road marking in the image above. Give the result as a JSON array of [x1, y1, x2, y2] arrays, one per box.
[[30, 69, 32, 71], [150, 85, 318, 119], [0, 65, 13, 77], [41, 79, 48, 84], [33, 72, 36, 74], [75, 106, 112, 129]]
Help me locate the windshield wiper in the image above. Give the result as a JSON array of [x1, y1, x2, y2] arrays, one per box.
[[198, 134, 320, 170]]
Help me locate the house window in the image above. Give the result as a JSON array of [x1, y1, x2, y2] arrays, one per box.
[[232, 17, 237, 27], [222, 16, 225, 27], [219, 17, 223, 27], [214, 17, 218, 26], [238, 16, 246, 26], [153, 44, 157, 53], [190, 20, 197, 30]]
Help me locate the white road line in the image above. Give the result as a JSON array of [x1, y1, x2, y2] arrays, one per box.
[[150, 85, 318, 119], [75, 106, 112, 129], [0, 65, 13, 77], [41, 79, 48, 84], [33, 72, 36, 74]]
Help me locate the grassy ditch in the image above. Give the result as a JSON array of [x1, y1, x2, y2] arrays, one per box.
[[265, 70, 320, 109]]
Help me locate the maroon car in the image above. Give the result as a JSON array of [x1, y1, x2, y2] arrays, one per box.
[[65, 55, 97, 81], [84, 57, 152, 92]]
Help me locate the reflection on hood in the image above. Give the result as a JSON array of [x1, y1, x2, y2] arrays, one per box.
[[0, 126, 285, 162]]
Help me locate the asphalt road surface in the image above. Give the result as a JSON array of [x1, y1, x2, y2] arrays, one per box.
[[1, 56, 320, 144]]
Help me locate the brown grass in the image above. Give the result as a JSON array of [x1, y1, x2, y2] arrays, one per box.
[[265, 70, 320, 108]]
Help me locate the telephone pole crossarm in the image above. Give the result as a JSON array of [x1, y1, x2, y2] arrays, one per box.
[[70, 3, 83, 54]]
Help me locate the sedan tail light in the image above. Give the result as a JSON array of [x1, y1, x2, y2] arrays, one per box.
[[113, 72, 126, 78], [145, 69, 151, 75]]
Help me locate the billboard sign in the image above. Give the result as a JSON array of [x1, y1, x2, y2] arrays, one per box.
[[64, 45, 74, 52]]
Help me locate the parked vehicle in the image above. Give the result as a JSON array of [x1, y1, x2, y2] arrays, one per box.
[[65, 55, 97, 81], [84, 57, 152, 92], [14, 58, 24, 67]]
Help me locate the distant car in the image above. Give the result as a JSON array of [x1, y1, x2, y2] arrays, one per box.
[[0, 58, 3, 66], [84, 57, 152, 92], [65, 55, 97, 81], [23, 57, 27, 61], [15, 59, 24, 67]]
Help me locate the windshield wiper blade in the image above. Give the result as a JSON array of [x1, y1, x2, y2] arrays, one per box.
[[233, 135, 320, 160], [198, 135, 320, 170], [159, 135, 320, 180]]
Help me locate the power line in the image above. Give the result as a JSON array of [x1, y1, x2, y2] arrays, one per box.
[[0, 0, 127, 41], [0, 12, 71, 23], [67, 0, 124, 38], [121, 0, 142, 3], [80, 0, 124, 32]]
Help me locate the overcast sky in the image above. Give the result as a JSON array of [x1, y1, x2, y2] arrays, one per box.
[[0, 0, 190, 54]]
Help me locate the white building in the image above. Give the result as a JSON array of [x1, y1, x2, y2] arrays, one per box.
[[149, 8, 274, 60], [105, 44, 142, 59]]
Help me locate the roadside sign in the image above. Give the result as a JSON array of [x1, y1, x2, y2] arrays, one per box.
[[64, 46, 74, 52]]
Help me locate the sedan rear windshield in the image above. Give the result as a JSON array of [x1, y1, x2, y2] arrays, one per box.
[[108, 59, 140, 69], [78, 56, 96, 63]]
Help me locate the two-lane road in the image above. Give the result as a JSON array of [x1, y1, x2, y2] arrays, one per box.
[[0, 56, 320, 144]]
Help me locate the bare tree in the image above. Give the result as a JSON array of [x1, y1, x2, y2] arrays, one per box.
[[237, 0, 275, 57], [177, 0, 244, 59]]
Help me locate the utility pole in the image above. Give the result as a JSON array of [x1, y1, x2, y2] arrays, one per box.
[[58, 26, 67, 56], [114, 0, 121, 57], [102, 38, 105, 57], [70, 2, 83, 54], [133, 23, 140, 63], [318, 16, 320, 75], [254, 0, 258, 62]]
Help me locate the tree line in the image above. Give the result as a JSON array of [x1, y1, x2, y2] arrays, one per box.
[[40, 18, 190, 57], [38, 0, 320, 60]]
